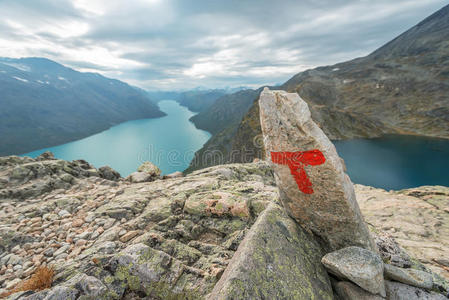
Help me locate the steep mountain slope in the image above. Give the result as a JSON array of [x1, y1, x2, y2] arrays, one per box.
[[186, 4, 449, 172], [189, 89, 260, 135], [0, 57, 165, 156], [176, 89, 227, 112], [282, 3, 449, 139], [185, 89, 260, 172]]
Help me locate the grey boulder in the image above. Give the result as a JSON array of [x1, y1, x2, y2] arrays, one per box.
[[321, 246, 385, 296], [384, 263, 433, 289]]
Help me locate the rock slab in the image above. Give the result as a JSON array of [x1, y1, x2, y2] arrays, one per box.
[[385, 281, 447, 300], [321, 246, 385, 296], [384, 263, 433, 289], [208, 203, 333, 300]]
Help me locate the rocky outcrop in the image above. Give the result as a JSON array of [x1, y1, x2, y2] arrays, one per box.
[[0, 155, 290, 299], [0, 155, 114, 201], [259, 88, 375, 251]]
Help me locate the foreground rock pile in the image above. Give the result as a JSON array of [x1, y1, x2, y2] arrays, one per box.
[[0, 153, 448, 299], [1, 154, 334, 299], [323, 245, 448, 299]]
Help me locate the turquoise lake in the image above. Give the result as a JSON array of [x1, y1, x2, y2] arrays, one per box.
[[334, 135, 449, 190], [23, 101, 448, 190], [23, 100, 211, 176]]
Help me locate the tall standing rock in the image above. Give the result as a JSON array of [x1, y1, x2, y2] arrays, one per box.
[[259, 87, 375, 251]]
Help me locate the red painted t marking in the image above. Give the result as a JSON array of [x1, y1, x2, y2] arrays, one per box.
[[271, 150, 325, 194]]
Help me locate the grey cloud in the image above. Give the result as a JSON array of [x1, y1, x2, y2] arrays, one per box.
[[0, 0, 447, 89]]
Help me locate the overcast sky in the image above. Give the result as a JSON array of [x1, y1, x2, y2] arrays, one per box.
[[0, 0, 446, 90]]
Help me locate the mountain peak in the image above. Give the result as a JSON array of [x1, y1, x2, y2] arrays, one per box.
[[369, 4, 449, 59]]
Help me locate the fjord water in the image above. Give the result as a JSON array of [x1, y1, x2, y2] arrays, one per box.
[[23, 103, 448, 189], [334, 135, 449, 190], [23, 100, 211, 176]]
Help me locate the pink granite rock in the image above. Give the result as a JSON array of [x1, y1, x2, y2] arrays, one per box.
[[259, 87, 375, 251]]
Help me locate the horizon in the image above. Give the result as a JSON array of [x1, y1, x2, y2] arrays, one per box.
[[0, 0, 447, 90]]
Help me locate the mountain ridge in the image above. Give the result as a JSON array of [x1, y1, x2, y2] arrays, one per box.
[[0, 57, 166, 156]]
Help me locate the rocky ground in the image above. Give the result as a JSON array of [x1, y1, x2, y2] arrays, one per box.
[[0, 153, 448, 299], [0, 154, 281, 298], [356, 184, 449, 281]]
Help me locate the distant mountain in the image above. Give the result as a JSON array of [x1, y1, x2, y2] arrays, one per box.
[[186, 4, 449, 172], [185, 89, 262, 172], [0, 57, 165, 156]]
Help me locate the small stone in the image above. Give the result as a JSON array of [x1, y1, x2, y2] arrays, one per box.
[[23, 261, 33, 269], [90, 231, 100, 240], [60, 173, 74, 183], [43, 248, 54, 257], [98, 166, 121, 181], [97, 241, 116, 254], [5, 278, 21, 290], [72, 219, 84, 227], [13, 264, 23, 271], [137, 161, 161, 176], [84, 213, 96, 223], [36, 151, 55, 161], [23, 266, 35, 277], [32, 254, 44, 265], [103, 219, 115, 230], [119, 230, 139, 243], [384, 264, 433, 289], [55, 253, 68, 261], [75, 239, 87, 247], [126, 171, 154, 183], [23, 243, 32, 251], [6, 254, 23, 266], [76, 231, 91, 240], [322, 246, 385, 296], [53, 244, 70, 257], [163, 171, 183, 179], [58, 210, 70, 218], [69, 247, 83, 257]]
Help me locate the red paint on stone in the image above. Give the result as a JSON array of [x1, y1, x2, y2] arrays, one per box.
[[271, 149, 325, 194]]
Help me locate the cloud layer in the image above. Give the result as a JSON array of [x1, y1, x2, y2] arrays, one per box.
[[0, 0, 446, 89]]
